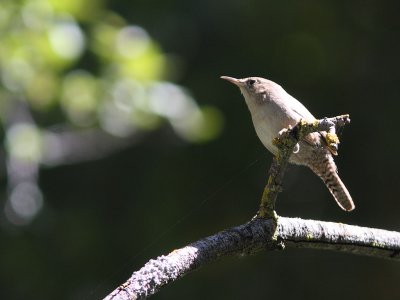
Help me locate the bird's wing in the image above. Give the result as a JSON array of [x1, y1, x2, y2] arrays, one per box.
[[287, 95, 316, 121], [289, 98, 339, 155], [302, 130, 338, 156]]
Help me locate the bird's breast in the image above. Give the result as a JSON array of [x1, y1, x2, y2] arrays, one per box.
[[250, 102, 299, 155]]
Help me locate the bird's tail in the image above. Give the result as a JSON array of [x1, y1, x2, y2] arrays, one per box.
[[309, 153, 355, 211]]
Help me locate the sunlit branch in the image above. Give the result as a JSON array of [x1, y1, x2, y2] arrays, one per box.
[[104, 217, 400, 300]]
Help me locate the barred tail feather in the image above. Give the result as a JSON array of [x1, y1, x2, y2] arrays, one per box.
[[309, 154, 355, 212], [326, 172, 355, 211]]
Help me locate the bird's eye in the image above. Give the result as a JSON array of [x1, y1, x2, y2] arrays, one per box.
[[247, 79, 256, 87]]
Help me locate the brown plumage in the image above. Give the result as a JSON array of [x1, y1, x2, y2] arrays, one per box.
[[292, 136, 355, 211], [221, 76, 355, 211]]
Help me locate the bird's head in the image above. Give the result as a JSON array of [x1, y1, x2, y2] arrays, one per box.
[[220, 76, 281, 107]]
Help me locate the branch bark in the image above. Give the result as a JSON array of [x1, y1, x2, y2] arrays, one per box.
[[104, 217, 400, 300]]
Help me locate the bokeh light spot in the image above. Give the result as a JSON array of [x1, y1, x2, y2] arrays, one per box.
[[99, 100, 137, 137], [22, 0, 54, 30], [48, 19, 85, 60], [148, 82, 193, 119], [5, 182, 44, 225], [61, 70, 99, 126], [111, 79, 146, 113], [6, 123, 43, 163], [116, 25, 150, 59], [1, 58, 35, 92]]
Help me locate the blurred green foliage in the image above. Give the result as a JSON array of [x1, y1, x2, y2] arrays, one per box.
[[0, 0, 223, 227], [0, 0, 223, 145]]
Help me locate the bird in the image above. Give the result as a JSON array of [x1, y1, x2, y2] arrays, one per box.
[[221, 76, 355, 211]]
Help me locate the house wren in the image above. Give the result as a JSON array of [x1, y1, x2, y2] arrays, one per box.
[[221, 76, 355, 211]]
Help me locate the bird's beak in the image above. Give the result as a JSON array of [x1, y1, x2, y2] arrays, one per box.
[[220, 76, 244, 87]]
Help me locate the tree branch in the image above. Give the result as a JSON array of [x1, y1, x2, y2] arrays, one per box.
[[103, 114, 397, 299], [104, 217, 400, 300]]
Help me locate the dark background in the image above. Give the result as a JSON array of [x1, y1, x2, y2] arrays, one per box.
[[1, 0, 400, 299]]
